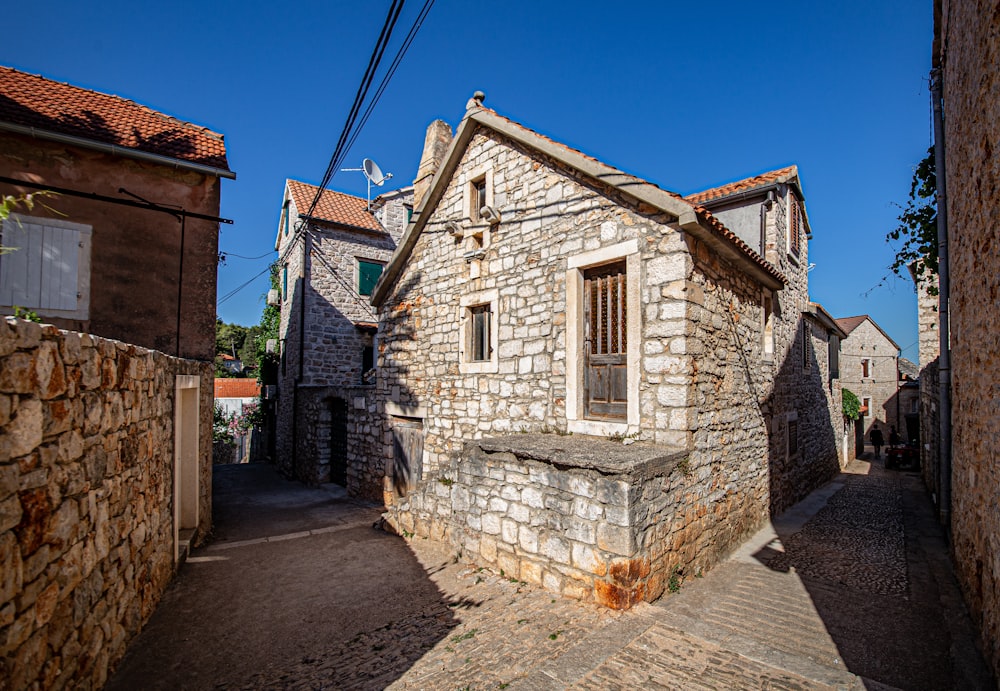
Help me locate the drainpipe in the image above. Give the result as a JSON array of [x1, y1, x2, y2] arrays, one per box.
[[931, 67, 952, 528]]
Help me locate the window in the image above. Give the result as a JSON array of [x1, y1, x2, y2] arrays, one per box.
[[0, 215, 91, 320], [361, 345, 374, 379], [471, 177, 487, 222], [910, 398, 918, 414], [788, 192, 802, 257], [584, 261, 628, 420], [282, 264, 289, 302], [282, 200, 290, 237], [404, 205, 413, 224], [862, 358, 870, 378], [470, 304, 491, 361], [787, 414, 799, 458], [829, 335, 840, 379], [566, 240, 641, 436], [802, 321, 811, 370], [863, 397, 871, 417], [459, 288, 499, 374], [357, 259, 384, 297], [762, 292, 774, 362]]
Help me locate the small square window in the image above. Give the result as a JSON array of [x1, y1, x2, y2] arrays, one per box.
[[358, 259, 384, 296]]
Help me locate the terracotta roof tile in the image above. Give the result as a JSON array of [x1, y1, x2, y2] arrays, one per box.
[[0, 66, 230, 171], [686, 165, 798, 205], [834, 315, 869, 336], [214, 379, 260, 399], [287, 179, 384, 232]]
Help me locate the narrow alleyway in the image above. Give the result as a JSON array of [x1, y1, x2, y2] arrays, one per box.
[[106, 457, 994, 690]]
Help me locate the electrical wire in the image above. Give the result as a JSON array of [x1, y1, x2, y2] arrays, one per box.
[[221, 250, 273, 260], [341, 0, 435, 163], [304, 0, 405, 220], [217, 264, 274, 307]]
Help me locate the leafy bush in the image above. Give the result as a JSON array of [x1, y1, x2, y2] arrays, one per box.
[[842, 389, 861, 421]]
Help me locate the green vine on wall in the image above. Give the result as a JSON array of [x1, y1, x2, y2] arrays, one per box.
[[842, 389, 861, 421]]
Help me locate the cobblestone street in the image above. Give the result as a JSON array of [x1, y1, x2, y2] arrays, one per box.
[[107, 458, 994, 690]]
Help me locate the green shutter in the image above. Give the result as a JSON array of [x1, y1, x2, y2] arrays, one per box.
[[358, 260, 383, 296]]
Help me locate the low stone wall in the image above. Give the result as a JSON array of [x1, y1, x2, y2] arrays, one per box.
[[0, 317, 212, 689], [383, 434, 743, 609]]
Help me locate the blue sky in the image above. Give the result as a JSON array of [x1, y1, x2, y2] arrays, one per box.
[[3, 1, 932, 361]]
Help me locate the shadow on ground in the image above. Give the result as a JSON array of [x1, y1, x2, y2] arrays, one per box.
[[754, 458, 995, 690], [106, 463, 478, 690]]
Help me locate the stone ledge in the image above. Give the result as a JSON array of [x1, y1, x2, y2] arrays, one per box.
[[475, 433, 687, 481]]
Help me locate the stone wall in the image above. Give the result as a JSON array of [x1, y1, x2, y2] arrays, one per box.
[[0, 317, 212, 689], [941, 0, 1000, 677], [378, 125, 842, 524], [914, 272, 941, 500], [836, 319, 900, 438], [385, 435, 710, 609], [285, 386, 383, 500]]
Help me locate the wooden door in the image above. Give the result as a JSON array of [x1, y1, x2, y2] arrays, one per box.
[[329, 398, 348, 486], [392, 418, 424, 496], [584, 262, 627, 420]]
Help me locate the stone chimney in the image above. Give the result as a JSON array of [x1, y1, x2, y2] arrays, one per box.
[[413, 119, 453, 210]]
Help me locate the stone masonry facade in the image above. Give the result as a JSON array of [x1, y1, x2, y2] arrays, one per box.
[[274, 182, 411, 493], [377, 106, 847, 606], [940, 0, 1000, 677], [0, 317, 212, 689], [836, 318, 900, 440]]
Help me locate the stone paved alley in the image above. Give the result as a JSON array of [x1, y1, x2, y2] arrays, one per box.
[[106, 457, 995, 690]]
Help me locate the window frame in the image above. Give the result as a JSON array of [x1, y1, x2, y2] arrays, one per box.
[[565, 240, 641, 436], [459, 288, 499, 374], [357, 258, 385, 297], [787, 191, 803, 258]]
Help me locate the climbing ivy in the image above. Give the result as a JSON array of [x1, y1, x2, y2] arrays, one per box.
[[842, 389, 861, 421], [887, 148, 938, 296]]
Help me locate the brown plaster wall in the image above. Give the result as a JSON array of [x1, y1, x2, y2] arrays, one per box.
[[0, 132, 222, 362]]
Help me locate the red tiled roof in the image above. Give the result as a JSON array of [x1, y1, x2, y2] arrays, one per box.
[[686, 166, 798, 205], [0, 66, 230, 171], [834, 315, 869, 336], [286, 179, 384, 232], [214, 379, 260, 399]]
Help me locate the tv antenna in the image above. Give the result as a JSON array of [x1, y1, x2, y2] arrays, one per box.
[[341, 158, 393, 210]]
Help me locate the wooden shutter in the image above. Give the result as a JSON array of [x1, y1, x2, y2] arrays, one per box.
[[0, 218, 87, 315], [789, 194, 801, 256], [358, 260, 383, 296], [584, 261, 627, 420]]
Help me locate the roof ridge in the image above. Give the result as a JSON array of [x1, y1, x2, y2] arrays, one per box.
[[686, 164, 799, 204]]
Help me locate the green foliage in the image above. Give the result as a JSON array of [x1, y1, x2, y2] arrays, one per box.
[[1, 191, 61, 254], [887, 148, 938, 296], [254, 264, 281, 384], [668, 565, 683, 593], [213, 403, 236, 446], [842, 388, 861, 421], [12, 306, 40, 323]]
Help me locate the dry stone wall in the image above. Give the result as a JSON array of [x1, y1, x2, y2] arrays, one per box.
[[0, 317, 211, 689], [942, 0, 1000, 677], [385, 435, 702, 609]]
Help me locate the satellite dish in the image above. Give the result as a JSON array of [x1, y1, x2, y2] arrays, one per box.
[[363, 158, 386, 187]]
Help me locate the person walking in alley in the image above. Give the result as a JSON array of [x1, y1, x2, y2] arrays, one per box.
[[870, 426, 884, 459]]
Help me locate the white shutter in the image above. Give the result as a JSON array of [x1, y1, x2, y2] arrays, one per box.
[[0, 215, 91, 319]]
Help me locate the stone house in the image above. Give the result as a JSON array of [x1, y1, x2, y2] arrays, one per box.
[[274, 179, 411, 496], [934, 0, 1000, 678], [0, 67, 232, 687], [371, 94, 847, 607], [833, 315, 900, 443], [895, 357, 920, 445]]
